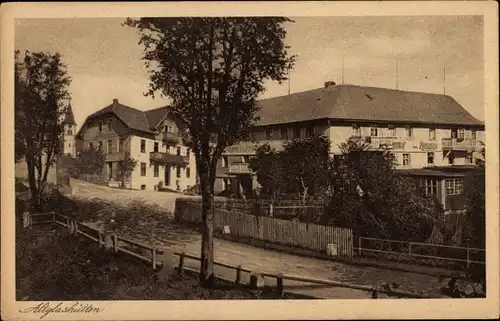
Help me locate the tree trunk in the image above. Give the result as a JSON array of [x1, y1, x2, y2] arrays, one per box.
[[26, 158, 40, 211], [199, 168, 215, 287]]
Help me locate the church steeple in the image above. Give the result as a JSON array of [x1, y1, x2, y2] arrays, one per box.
[[63, 99, 76, 126]]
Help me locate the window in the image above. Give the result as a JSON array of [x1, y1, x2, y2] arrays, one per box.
[[352, 125, 361, 136], [242, 155, 250, 163], [448, 153, 455, 165], [154, 142, 159, 153], [98, 122, 103, 132], [293, 125, 301, 139], [429, 128, 436, 140], [140, 162, 146, 176], [427, 152, 434, 165], [387, 126, 396, 137], [221, 156, 228, 168], [457, 128, 465, 140], [107, 140, 113, 153], [186, 148, 191, 160], [471, 130, 477, 140], [186, 167, 191, 178], [466, 153, 474, 164], [98, 141, 103, 150], [370, 127, 378, 137], [67, 129, 73, 135], [153, 164, 159, 177], [423, 179, 438, 197], [176, 166, 181, 178], [107, 119, 112, 129], [280, 126, 288, 140], [405, 126, 413, 138], [445, 178, 464, 195], [140, 139, 146, 153], [451, 129, 457, 139], [89, 142, 94, 149], [265, 127, 273, 140], [166, 125, 173, 133], [306, 125, 315, 137], [402, 153, 411, 166], [177, 146, 181, 155]]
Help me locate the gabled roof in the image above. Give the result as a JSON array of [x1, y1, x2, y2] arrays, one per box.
[[256, 84, 484, 127], [77, 99, 172, 138], [63, 102, 76, 125]]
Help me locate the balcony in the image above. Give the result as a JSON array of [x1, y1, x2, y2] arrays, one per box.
[[163, 132, 180, 145], [228, 163, 252, 174], [442, 138, 477, 151], [150, 152, 189, 166], [105, 152, 125, 162]]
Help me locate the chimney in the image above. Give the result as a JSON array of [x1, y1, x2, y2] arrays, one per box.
[[324, 81, 336, 88], [113, 98, 119, 104]]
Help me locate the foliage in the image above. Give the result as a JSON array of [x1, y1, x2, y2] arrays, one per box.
[[463, 142, 485, 249], [75, 145, 106, 179], [250, 135, 331, 203], [325, 138, 442, 242], [117, 151, 138, 187], [15, 50, 71, 210], [249, 143, 287, 202], [125, 17, 295, 285]]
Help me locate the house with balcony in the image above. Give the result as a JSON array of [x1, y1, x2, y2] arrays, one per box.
[[215, 83, 484, 213], [75, 99, 196, 191]]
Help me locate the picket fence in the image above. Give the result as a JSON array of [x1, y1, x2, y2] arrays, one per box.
[[175, 200, 353, 257]]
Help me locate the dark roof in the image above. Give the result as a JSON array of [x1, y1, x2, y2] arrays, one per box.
[[256, 85, 484, 127], [145, 106, 170, 129], [63, 102, 76, 125], [78, 99, 171, 137]]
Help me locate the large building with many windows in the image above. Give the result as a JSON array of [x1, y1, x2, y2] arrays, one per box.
[[75, 99, 197, 191], [215, 83, 485, 212]]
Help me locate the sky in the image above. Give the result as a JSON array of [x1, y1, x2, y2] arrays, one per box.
[[15, 15, 484, 129]]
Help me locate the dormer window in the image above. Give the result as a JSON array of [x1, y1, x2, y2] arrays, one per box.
[[98, 122, 103, 132]]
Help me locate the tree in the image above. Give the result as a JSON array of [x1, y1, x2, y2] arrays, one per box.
[[125, 17, 295, 285], [250, 135, 332, 203], [282, 135, 331, 203], [249, 143, 288, 203], [326, 137, 442, 241], [463, 142, 485, 249], [15, 50, 71, 210], [75, 145, 105, 182], [117, 152, 138, 188]]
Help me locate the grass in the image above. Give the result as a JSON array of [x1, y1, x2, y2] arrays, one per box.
[[15, 219, 309, 300]]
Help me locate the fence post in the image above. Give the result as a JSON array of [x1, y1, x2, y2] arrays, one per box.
[[466, 248, 470, 269], [113, 235, 118, 253], [269, 204, 273, 217], [358, 237, 362, 256], [371, 285, 379, 299], [276, 274, 284, 298], [152, 247, 157, 270], [235, 265, 242, 285], [178, 252, 185, 276]]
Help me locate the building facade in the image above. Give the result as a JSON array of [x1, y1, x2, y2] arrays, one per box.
[[76, 99, 197, 191], [215, 83, 485, 212]]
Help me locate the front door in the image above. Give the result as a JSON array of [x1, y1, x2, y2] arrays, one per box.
[[108, 162, 113, 181], [165, 165, 171, 186]]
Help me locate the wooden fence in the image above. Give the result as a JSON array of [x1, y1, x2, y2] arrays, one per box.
[[355, 236, 485, 269], [23, 211, 164, 270], [175, 199, 354, 257], [174, 251, 440, 299]]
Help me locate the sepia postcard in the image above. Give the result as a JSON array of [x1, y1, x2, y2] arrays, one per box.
[[1, 1, 499, 320]]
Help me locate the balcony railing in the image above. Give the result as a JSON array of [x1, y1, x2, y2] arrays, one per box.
[[349, 136, 406, 150], [163, 132, 180, 145], [150, 152, 189, 166], [105, 152, 125, 162], [228, 163, 252, 174], [442, 138, 477, 151]]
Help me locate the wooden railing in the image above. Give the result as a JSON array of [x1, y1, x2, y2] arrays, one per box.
[[442, 138, 477, 150], [173, 252, 440, 299], [355, 236, 485, 269], [23, 211, 164, 270]]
